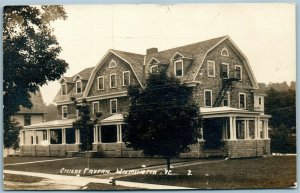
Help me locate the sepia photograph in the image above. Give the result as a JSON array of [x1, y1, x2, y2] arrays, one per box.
[[2, 2, 296, 191]]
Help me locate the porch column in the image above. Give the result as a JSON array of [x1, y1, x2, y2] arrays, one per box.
[[98, 126, 102, 143], [229, 116, 236, 140], [47, 129, 51, 144], [75, 129, 81, 144], [254, 117, 258, 139], [199, 127, 204, 140], [119, 125, 123, 142], [117, 125, 122, 143], [245, 120, 249, 139], [20, 131, 24, 145], [264, 121, 269, 139], [222, 119, 227, 140], [62, 128, 66, 144], [93, 125, 99, 143], [33, 130, 37, 145]]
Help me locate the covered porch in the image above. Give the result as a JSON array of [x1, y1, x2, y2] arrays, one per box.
[[199, 107, 271, 158]]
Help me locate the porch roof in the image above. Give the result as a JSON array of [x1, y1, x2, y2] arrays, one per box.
[[100, 114, 124, 124], [200, 107, 269, 118], [24, 119, 75, 129]]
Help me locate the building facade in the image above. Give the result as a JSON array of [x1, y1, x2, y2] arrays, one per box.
[[20, 36, 271, 158]]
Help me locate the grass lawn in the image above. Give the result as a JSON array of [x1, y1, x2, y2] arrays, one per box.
[[118, 156, 296, 189], [82, 183, 143, 190], [4, 173, 45, 183], [4, 156, 64, 165], [4, 157, 193, 176]]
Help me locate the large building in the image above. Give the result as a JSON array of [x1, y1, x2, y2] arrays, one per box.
[[20, 36, 271, 158]]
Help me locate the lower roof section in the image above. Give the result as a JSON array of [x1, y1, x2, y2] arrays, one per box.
[[23, 108, 270, 130]]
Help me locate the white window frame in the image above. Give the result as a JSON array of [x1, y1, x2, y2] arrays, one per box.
[[109, 60, 117, 68], [239, 93, 246, 109], [150, 65, 158, 73], [207, 60, 215, 77], [123, 71, 130, 86], [93, 101, 99, 114], [235, 65, 243, 81], [223, 92, 230, 107], [221, 47, 229, 57], [110, 99, 117, 114], [61, 83, 67, 96], [110, 73, 117, 88], [97, 76, 104, 91], [62, 106, 68, 119], [204, 89, 213, 107], [174, 60, 184, 77], [221, 63, 229, 78], [76, 80, 82, 94]]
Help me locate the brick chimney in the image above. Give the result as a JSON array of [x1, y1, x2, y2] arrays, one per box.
[[146, 48, 158, 55]]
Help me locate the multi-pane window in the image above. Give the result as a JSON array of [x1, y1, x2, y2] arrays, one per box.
[[174, 60, 183, 77], [123, 71, 130, 86], [76, 80, 82, 93], [110, 74, 116, 88], [235, 65, 242, 80], [24, 115, 31, 126], [236, 120, 245, 139], [110, 99, 117, 114], [204, 90, 212, 107], [239, 93, 246, 109], [62, 106, 68, 119], [221, 63, 229, 78], [97, 76, 104, 90], [150, 65, 158, 73], [61, 84, 67, 95], [223, 92, 230, 107], [109, 60, 117, 68], [207, 61, 215, 77], [93, 102, 99, 114]]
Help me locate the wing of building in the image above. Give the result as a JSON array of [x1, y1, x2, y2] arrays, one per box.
[[20, 36, 271, 158]]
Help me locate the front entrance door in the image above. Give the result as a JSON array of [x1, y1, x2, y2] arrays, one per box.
[[203, 118, 223, 149]]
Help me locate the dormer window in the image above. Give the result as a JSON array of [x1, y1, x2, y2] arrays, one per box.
[[76, 80, 82, 94], [150, 65, 158, 73], [61, 83, 67, 96], [174, 60, 183, 77], [109, 60, 117, 68], [221, 48, 229, 57]]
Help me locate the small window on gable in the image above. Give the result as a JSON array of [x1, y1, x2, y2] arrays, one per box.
[[150, 65, 158, 73], [207, 60, 215, 77], [221, 48, 229, 57], [174, 60, 183, 77], [109, 60, 117, 68], [62, 106, 68, 119], [123, 71, 130, 86], [76, 80, 82, 94], [97, 76, 104, 90], [61, 84, 67, 96], [204, 90, 212, 107]]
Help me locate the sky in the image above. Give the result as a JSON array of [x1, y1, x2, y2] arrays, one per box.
[[40, 3, 296, 105]]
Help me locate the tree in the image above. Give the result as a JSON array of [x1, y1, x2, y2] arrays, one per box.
[[124, 71, 202, 170], [72, 98, 102, 151], [3, 6, 68, 149]]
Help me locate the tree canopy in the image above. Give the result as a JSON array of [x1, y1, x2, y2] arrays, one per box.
[[3, 6, 69, 149], [124, 71, 202, 169]]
